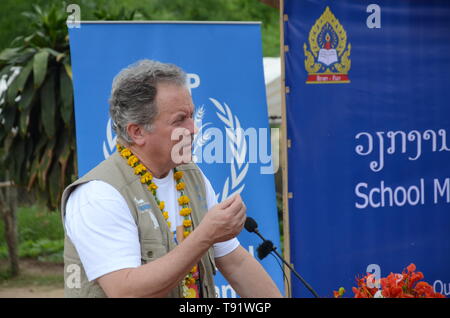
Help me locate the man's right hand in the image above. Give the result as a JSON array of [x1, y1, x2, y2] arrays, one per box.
[[200, 194, 247, 244]]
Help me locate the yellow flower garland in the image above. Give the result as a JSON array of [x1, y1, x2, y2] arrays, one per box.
[[117, 143, 198, 298]]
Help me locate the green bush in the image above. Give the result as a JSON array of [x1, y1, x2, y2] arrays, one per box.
[[0, 205, 64, 262]]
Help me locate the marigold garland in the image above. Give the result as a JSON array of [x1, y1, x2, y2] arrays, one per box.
[[117, 143, 198, 298]]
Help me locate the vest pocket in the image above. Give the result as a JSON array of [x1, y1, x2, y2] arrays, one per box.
[[140, 239, 167, 264]]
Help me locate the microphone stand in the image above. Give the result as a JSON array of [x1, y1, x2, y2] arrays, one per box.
[[253, 230, 320, 298]]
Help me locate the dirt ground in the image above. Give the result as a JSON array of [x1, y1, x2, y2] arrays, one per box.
[[0, 286, 64, 298], [0, 259, 64, 298]]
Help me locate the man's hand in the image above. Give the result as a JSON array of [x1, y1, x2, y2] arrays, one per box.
[[97, 194, 246, 298], [200, 194, 247, 243]]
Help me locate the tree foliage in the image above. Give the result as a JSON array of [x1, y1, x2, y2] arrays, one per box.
[[0, 3, 75, 209], [0, 0, 279, 56]]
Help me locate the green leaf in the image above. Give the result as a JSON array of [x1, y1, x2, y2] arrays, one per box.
[[38, 137, 55, 190], [12, 138, 26, 183], [27, 136, 48, 190], [0, 47, 21, 61], [48, 161, 61, 208], [18, 80, 35, 137], [32, 4, 43, 16], [0, 126, 6, 144], [58, 141, 72, 187], [42, 47, 62, 58], [40, 72, 56, 137], [6, 69, 20, 105], [2, 131, 16, 156], [64, 63, 72, 80], [59, 66, 73, 125], [19, 104, 32, 137], [33, 50, 49, 88], [15, 59, 33, 93], [18, 79, 34, 111], [2, 105, 17, 132]]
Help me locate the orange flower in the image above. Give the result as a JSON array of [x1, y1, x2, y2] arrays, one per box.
[[407, 263, 416, 273], [179, 207, 192, 216], [185, 288, 196, 298], [120, 148, 131, 158], [176, 182, 185, 191], [134, 164, 146, 175], [185, 277, 196, 286], [183, 231, 190, 238], [174, 171, 184, 181], [147, 183, 158, 191], [159, 201, 165, 211], [349, 263, 445, 298], [140, 172, 153, 183], [162, 211, 169, 220], [178, 195, 190, 205], [333, 288, 345, 298], [183, 219, 192, 227], [127, 155, 138, 167]]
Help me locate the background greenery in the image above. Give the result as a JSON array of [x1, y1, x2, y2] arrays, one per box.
[[0, 0, 280, 57], [0, 206, 64, 263]]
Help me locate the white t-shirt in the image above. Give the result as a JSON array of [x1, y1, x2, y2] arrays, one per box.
[[65, 169, 239, 282]]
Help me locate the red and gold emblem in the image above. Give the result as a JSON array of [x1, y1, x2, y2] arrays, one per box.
[[304, 7, 351, 84]]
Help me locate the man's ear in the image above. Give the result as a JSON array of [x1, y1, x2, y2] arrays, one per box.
[[126, 123, 146, 146]]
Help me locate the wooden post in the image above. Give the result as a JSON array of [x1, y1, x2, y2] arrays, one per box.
[[279, 0, 292, 297], [0, 178, 19, 277]]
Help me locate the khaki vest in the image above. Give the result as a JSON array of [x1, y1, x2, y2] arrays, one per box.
[[60, 152, 217, 298]]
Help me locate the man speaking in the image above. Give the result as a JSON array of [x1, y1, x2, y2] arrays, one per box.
[[61, 59, 281, 298]]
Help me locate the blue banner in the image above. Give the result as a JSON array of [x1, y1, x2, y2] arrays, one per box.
[[285, 0, 450, 297], [68, 22, 283, 297]]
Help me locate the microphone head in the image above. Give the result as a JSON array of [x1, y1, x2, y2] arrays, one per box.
[[244, 217, 258, 233], [257, 240, 274, 260]]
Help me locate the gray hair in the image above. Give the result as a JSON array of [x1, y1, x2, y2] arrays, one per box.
[[109, 59, 187, 144]]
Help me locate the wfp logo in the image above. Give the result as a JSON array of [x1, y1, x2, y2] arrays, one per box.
[[102, 97, 277, 202], [102, 118, 117, 159]]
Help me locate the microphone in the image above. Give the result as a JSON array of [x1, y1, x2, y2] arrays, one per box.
[[257, 240, 274, 260], [244, 217, 268, 242], [245, 217, 319, 298], [244, 217, 258, 233]]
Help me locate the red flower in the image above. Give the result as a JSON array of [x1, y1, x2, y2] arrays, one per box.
[[407, 263, 416, 273], [349, 263, 445, 298]]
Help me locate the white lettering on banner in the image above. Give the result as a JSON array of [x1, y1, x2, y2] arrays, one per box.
[[355, 179, 426, 209], [433, 280, 450, 296], [355, 178, 450, 209], [355, 129, 450, 172], [434, 178, 450, 204], [354, 128, 450, 210]]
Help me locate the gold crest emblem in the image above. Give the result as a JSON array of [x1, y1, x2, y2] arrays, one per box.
[[304, 6, 351, 84]]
